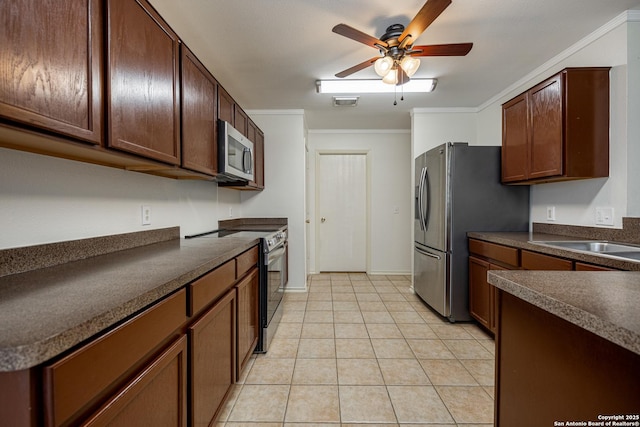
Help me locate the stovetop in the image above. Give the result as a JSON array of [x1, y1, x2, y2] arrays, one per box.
[[185, 228, 286, 252]]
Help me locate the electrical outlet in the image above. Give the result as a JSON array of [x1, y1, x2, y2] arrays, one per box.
[[228, 207, 233, 218], [141, 205, 151, 225], [595, 207, 614, 226], [546, 206, 556, 221]]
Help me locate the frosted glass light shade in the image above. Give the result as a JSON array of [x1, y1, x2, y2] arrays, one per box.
[[374, 56, 394, 77], [400, 56, 420, 77], [382, 68, 398, 84]]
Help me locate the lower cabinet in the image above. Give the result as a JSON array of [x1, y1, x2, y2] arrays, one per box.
[[82, 336, 188, 427], [0, 245, 261, 427], [236, 268, 259, 378], [496, 291, 640, 426], [43, 289, 187, 427], [468, 237, 622, 335], [468, 257, 492, 332], [189, 288, 236, 427], [468, 257, 504, 334]]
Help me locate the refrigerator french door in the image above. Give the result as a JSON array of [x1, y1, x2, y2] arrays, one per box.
[[413, 143, 529, 322]]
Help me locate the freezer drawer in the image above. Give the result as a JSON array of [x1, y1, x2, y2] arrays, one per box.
[[413, 244, 448, 318]]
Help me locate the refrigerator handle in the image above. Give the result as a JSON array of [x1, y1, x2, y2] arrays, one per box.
[[423, 165, 430, 230], [415, 245, 441, 260], [418, 166, 427, 231]]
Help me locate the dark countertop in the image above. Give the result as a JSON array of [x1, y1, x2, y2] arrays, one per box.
[[0, 231, 262, 372], [488, 270, 640, 355], [467, 231, 640, 271]]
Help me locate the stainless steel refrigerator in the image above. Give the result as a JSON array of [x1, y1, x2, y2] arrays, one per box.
[[414, 142, 529, 322]]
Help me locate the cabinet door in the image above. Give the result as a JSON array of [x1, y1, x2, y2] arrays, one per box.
[[81, 336, 188, 427], [528, 73, 563, 180], [218, 86, 234, 125], [234, 105, 248, 137], [468, 256, 492, 332], [254, 128, 265, 189], [189, 288, 236, 427], [0, 0, 102, 144], [248, 121, 265, 189], [181, 45, 217, 176], [501, 93, 529, 182], [236, 268, 259, 377], [106, 0, 181, 165]]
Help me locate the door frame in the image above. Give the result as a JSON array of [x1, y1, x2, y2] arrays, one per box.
[[314, 150, 371, 273]]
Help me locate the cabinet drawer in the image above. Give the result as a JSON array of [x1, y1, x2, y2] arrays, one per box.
[[43, 289, 187, 427], [237, 246, 259, 278], [575, 262, 616, 271], [468, 239, 519, 267], [189, 260, 236, 316], [521, 250, 573, 270], [82, 335, 188, 427]]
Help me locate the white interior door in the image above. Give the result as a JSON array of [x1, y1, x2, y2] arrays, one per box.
[[316, 153, 367, 272]]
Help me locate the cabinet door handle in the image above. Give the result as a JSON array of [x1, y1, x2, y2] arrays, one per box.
[[321, 217, 326, 223]]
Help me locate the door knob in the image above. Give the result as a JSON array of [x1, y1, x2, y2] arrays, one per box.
[[321, 217, 326, 223]]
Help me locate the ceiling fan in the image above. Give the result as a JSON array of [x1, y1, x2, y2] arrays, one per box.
[[332, 0, 472, 85]]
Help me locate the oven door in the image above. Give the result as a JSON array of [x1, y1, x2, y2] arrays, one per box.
[[266, 245, 286, 324]]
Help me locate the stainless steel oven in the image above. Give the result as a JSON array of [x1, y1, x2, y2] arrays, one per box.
[[259, 229, 287, 352], [184, 227, 287, 353]]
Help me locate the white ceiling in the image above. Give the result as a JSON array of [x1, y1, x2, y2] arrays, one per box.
[[148, 0, 640, 130]]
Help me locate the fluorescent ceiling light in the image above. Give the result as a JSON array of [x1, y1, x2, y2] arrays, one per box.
[[316, 79, 437, 94]]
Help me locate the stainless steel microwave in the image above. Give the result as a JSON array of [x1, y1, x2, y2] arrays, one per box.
[[218, 120, 254, 182]]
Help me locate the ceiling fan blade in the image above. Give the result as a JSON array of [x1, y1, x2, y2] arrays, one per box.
[[335, 57, 379, 78], [398, 0, 452, 48], [332, 24, 389, 49], [409, 43, 473, 56]]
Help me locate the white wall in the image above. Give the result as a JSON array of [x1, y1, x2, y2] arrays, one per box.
[[627, 20, 640, 216], [0, 147, 242, 250], [307, 130, 412, 276], [243, 110, 308, 290], [412, 14, 639, 229], [411, 110, 480, 159]]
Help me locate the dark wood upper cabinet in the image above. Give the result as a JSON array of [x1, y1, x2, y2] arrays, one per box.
[[106, 0, 181, 165], [217, 86, 235, 126], [249, 120, 265, 189], [181, 45, 217, 176], [0, 0, 103, 145], [234, 105, 248, 137], [502, 67, 610, 184]]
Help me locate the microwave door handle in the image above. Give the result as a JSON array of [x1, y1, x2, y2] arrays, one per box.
[[243, 147, 252, 173]]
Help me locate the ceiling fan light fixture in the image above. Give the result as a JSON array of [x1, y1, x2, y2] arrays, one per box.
[[382, 68, 398, 85], [374, 56, 394, 77], [400, 56, 420, 77]]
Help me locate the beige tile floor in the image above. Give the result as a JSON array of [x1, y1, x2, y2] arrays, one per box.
[[218, 273, 495, 427]]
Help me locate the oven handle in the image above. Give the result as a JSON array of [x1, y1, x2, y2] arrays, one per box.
[[267, 246, 286, 261]]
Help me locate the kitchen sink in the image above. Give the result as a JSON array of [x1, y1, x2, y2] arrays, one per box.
[[529, 240, 640, 262], [532, 240, 640, 253]]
